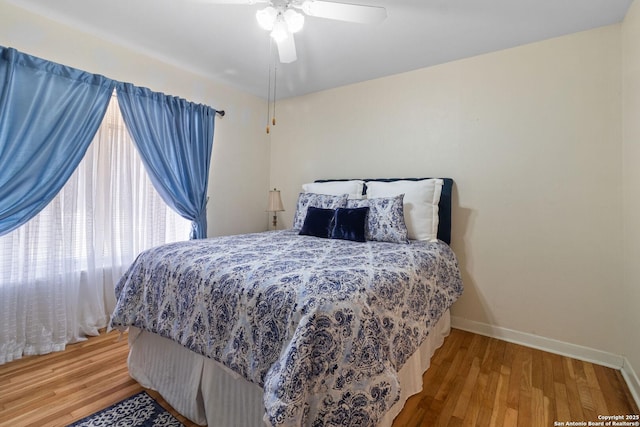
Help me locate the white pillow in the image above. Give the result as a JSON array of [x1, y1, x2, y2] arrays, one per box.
[[366, 179, 443, 241], [302, 180, 365, 200]]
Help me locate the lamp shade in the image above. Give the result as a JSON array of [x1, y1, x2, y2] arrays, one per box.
[[267, 189, 284, 212]]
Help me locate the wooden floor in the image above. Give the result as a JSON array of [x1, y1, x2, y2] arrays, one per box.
[[0, 329, 637, 427]]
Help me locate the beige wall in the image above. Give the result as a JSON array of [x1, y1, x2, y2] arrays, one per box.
[[271, 26, 625, 356], [0, 2, 271, 237], [622, 0, 640, 384]]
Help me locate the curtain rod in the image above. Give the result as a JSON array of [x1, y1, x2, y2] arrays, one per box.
[[110, 92, 225, 118]]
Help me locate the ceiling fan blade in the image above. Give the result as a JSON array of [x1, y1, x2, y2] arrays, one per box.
[[301, 1, 387, 24], [276, 33, 297, 63]]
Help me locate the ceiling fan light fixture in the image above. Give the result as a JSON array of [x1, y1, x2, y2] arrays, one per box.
[[283, 9, 304, 33], [270, 18, 289, 43], [300, 0, 315, 16], [256, 6, 277, 30]]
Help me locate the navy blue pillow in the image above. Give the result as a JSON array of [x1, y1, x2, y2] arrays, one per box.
[[331, 207, 369, 242], [299, 206, 335, 238]]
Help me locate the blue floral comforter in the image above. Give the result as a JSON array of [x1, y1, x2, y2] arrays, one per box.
[[110, 230, 463, 426]]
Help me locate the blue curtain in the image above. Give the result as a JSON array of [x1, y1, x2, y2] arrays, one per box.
[[116, 83, 215, 239], [0, 47, 115, 236]]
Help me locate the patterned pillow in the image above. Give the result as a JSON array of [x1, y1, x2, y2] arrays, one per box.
[[292, 193, 349, 231], [347, 194, 409, 243]]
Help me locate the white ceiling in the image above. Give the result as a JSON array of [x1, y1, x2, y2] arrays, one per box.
[[6, 0, 634, 99]]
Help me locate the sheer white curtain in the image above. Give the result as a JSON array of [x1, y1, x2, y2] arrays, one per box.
[[0, 95, 192, 364]]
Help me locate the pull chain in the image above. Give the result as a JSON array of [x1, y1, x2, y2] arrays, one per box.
[[266, 40, 273, 134], [266, 39, 278, 134], [272, 60, 277, 127]]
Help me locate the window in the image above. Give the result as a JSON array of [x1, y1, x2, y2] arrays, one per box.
[[0, 94, 191, 363]]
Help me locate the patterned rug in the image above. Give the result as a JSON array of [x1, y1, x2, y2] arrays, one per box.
[[67, 391, 185, 427]]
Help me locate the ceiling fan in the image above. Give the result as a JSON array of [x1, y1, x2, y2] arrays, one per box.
[[195, 0, 387, 63]]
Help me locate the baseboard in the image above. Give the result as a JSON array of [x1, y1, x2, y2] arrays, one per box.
[[621, 357, 640, 410], [450, 316, 624, 369]]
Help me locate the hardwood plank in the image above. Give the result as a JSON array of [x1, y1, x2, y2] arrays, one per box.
[[452, 357, 481, 419], [0, 328, 637, 427], [422, 394, 446, 427], [582, 362, 609, 416], [503, 407, 518, 427], [435, 379, 465, 427], [506, 341, 525, 411], [462, 370, 488, 427], [573, 359, 597, 420], [563, 355, 586, 421], [433, 348, 467, 402], [477, 368, 500, 426], [531, 348, 544, 392], [541, 351, 557, 425], [554, 382, 572, 423], [517, 346, 533, 427], [614, 369, 640, 414], [487, 365, 510, 427], [530, 387, 546, 427], [593, 363, 638, 415]]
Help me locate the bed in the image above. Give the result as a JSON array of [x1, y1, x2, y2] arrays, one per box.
[[110, 178, 463, 427]]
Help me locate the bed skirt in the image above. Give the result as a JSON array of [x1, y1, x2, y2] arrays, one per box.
[[126, 310, 451, 427]]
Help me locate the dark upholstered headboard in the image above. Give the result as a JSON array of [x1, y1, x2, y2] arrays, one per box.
[[314, 178, 454, 244]]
